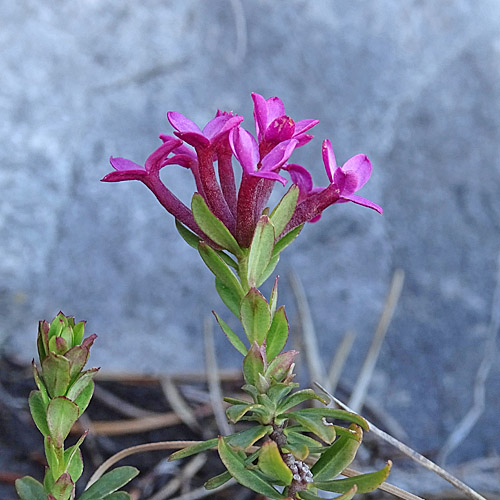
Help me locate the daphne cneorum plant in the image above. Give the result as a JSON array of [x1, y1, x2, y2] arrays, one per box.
[[99, 93, 390, 499], [15, 313, 138, 500]]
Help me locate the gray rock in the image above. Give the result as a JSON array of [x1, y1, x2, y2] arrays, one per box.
[[1, 0, 499, 476]]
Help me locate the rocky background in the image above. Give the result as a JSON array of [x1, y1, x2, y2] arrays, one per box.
[[1, 0, 499, 484]]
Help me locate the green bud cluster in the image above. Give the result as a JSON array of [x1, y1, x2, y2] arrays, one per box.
[[16, 313, 138, 500]]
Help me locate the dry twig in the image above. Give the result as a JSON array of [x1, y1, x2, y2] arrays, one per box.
[[349, 269, 405, 412]]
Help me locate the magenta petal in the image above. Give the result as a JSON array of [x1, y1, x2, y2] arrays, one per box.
[[229, 127, 259, 174], [101, 169, 146, 182], [109, 156, 143, 172], [159, 134, 197, 157], [333, 167, 347, 192], [167, 111, 202, 134], [251, 92, 268, 141], [322, 139, 337, 183], [145, 139, 183, 174], [286, 164, 313, 202], [264, 116, 295, 143], [294, 119, 319, 136], [294, 133, 314, 148], [251, 170, 288, 186], [342, 154, 372, 190], [261, 139, 298, 171], [266, 96, 285, 124], [342, 194, 383, 213], [173, 131, 210, 148]]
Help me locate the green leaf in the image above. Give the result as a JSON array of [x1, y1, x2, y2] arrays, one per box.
[[204, 470, 232, 490], [32, 363, 50, 405], [287, 408, 369, 431], [15, 476, 47, 500], [240, 288, 271, 345], [267, 383, 294, 405], [276, 389, 329, 414], [52, 472, 74, 500], [270, 185, 299, 236], [247, 216, 275, 287], [64, 432, 87, 482], [243, 343, 266, 387], [299, 486, 358, 500], [311, 424, 363, 481], [66, 368, 99, 403], [266, 306, 289, 361], [199, 242, 244, 301], [205, 449, 260, 490], [217, 437, 286, 499], [265, 350, 298, 383], [28, 390, 50, 436], [273, 225, 303, 257], [259, 253, 280, 286], [74, 379, 94, 415], [283, 440, 310, 461], [217, 251, 239, 269], [191, 194, 243, 257], [79, 467, 139, 500], [42, 353, 71, 397], [169, 438, 218, 461], [227, 403, 257, 423], [47, 396, 79, 447], [175, 219, 201, 249], [284, 430, 322, 459], [228, 425, 272, 450], [215, 277, 242, 317], [65, 346, 90, 382], [258, 441, 292, 486], [45, 435, 63, 480], [283, 411, 336, 444], [269, 276, 279, 316], [72, 321, 85, 346], [213, 312, 247, 355], [313, 461, 392, 494]]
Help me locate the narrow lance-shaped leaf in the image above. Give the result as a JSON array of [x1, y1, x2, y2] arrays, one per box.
[[258, 440, 293, 485], [175, 219, 201, 249], [215, 277, 242, 317], [287, 408, 369, 431], [213, 311, 247, 355], [79, 466, 139, 500], [199, 242, 244, 301], [169, 438, 218, 461], [191, 193, 243, 257], [269, 276, 279, 316], [277, 389, 329, 414], [282, 411, 336, 444], [240, 288, 271, 345], [273, 224, 303, 258], [66, 368, 99, 402], [247, 215, 275, 287], [265, 350, 298, 383], [270, 184, 299, 236], [312, 461, 392, 494], [64, 430, 88, 483], [205, 450, 261, 490], [311, 424, 363, 481], [42, 353, 71, 398], [74, 379, 94, 415], [217, 437, 287, 499], [258, 253, 280, 287], [266, 306, 289, 361], [299, 486, 358, 500]]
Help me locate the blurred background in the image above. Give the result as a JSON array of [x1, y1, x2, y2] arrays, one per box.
[[1, 1, 499, 498]]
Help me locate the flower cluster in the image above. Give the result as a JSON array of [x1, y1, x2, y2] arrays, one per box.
[[103, 93, 381, 248]]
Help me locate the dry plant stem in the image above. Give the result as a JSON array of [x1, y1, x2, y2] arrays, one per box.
[[326, 329, 356, 394], [160, 376, 201, 433], [93, 384, 157, 418], [203, 317, 233, 436], [145, 454, 207, 500], [95, 370, 242, 384], [349, 269, 405, 412], [290, 271, 326, 384], [167, 478, 237, 500], [315, 384, 488, 500], [438, 252, 500, 464], [72, 403, 214, 435]]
